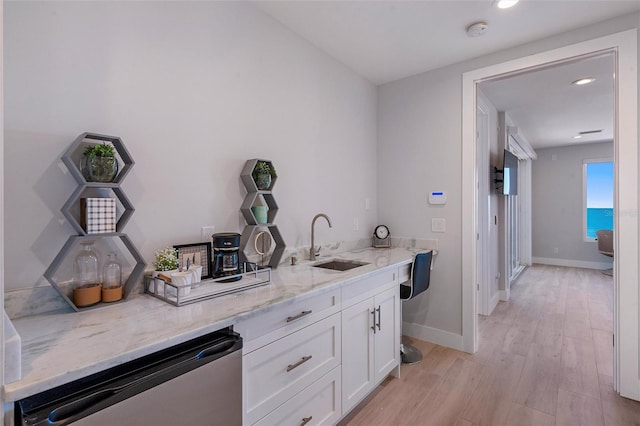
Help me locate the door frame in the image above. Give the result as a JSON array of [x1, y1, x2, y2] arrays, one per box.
[[462, 29, 638, 399], [476, 94, 491, 317]]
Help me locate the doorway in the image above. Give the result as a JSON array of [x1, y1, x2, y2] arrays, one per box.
[[462, 30, 638, 400], [477, 52, 615, 315]]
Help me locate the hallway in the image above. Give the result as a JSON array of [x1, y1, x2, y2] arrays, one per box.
[[341, 264, 640, 425]]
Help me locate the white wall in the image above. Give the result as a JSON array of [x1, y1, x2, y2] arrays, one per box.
[[378, 13, 638, 339], [3, 1, 378, 292], [532, 142, 614, 268]]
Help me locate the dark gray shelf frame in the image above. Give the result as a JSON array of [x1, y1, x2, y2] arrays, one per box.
[[43, 234, 146, 312], [61, 185, 135, 235], [239, 159, 285, 268], [47, 132, 146, 311], [61, 132, 135, 185]]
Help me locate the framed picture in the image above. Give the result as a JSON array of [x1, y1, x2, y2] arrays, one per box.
[[173, 243, 212, 279]]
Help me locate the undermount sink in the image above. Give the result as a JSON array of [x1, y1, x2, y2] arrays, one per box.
[[313, 259, 369, 271]]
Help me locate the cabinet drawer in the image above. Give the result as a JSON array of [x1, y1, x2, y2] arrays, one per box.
[[254, 366, 341, 426], [244, 313, 341, 424], [241, 289, 340, 353], [342, 269, 397, 308]]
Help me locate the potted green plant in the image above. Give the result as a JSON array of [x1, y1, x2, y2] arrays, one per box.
[[80, 143, 118, 182], [252, 160, 274, 190], [153, 247, 179, 272], [151, 247, 179, 292]]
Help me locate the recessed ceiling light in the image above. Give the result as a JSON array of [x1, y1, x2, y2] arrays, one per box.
[[572, 77, 596, 86], [573, 135, 583, 139], [493, 0, 520, 9]]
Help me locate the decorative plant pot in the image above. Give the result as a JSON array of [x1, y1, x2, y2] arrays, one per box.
[[251, 206, 268, 224], [254, 173, 271, 190], [80, 156, 118, 182]]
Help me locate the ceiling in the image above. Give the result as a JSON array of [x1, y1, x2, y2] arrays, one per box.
[[253, 1, 632, 150], [480, 53, 615, 149], [253, 0, 639, 85]]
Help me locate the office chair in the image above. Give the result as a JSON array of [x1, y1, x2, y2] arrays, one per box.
[[595, 229, 613, 276], [400, 250, 433, 365]]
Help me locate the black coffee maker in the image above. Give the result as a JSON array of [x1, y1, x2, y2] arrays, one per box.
[[212, 233, 241, 282]]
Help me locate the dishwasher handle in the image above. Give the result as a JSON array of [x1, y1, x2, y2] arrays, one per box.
[[195, 339, 237, 360], [48, 385, 126, 424]]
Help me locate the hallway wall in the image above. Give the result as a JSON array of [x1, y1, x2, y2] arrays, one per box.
[[532, 142, 614, 269]]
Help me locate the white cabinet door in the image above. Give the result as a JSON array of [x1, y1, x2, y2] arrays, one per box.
[[341, 298, 375, 414], [373, 286, 399, 382]]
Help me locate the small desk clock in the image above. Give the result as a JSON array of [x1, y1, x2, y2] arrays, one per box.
[[372, 225, 391, 248]]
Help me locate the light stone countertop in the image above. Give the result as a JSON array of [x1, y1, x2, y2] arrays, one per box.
[[4, 247, 416, 402]]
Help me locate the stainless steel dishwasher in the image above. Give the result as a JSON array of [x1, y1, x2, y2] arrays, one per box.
[[15, 327, 242, 426]]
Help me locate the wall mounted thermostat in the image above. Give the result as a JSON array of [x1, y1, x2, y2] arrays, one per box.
[[429, 191, 447, 205]]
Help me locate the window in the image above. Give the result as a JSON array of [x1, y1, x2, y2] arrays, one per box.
[[583, 159, 614, 240]]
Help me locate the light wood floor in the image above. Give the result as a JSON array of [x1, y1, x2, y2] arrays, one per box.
[[340, 264, 640, 426]]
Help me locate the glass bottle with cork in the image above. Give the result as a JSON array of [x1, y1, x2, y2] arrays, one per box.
[[73, 241, 102, 307]]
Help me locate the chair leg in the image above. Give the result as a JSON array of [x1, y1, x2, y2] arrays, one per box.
[[400, 343, 423, 365]]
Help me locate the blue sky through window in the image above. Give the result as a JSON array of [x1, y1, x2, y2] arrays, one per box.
[[586, 162, 613, 208], [585, 161, 613, 239]]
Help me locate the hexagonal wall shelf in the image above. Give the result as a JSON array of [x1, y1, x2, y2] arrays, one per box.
[[44, 234, 146, 311], [61, 186, 135, 235], [239, 159, 285, 267], [61, 132, 135, 186], [240, 192, 279, 225], [47, 132, 145, 311], [240, 225, 286, 268], [240, 158, 278, 192]]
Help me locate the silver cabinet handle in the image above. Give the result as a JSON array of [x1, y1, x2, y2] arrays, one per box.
[[287, 355, 312, 372], [371, 309, 376, 333], [300, 416, 313, 426], [376, 306, 381, 331], [287, 310, 312, 323]]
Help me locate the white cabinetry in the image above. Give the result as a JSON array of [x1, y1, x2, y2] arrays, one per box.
[[341, 269, 400, 415], [254, 366, 341, 426], [241, 289, 342, 426], [240, 267, 401, 425]]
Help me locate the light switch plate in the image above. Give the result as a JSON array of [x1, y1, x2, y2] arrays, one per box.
[[432, 218, 446, 233]]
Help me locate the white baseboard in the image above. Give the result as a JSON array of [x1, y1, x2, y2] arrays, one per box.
[[499, 290, 509, 301], [532, 257, 613, 270], [402, 321, 464, 351], [489, 292, 500, 314]]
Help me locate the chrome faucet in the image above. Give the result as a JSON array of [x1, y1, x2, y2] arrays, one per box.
[[310, 213, 333, 261]]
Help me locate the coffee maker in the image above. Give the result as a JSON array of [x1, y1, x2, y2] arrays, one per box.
[[212, 233, 241, 281]]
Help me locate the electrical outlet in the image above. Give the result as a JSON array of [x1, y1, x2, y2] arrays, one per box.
[[201, 226, 215, 242], [353, 218, 360, 231], [553, 247, 559, 254]]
